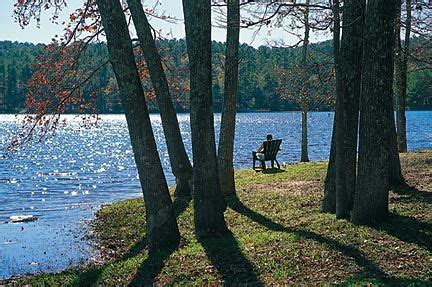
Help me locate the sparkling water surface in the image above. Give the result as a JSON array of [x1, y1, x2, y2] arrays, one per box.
[[0, 111, 431, 279]]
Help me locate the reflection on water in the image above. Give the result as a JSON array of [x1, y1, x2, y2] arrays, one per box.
[[0, 111, 431, 279]]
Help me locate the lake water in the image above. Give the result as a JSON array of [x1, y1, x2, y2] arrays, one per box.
[[0, 111, 431, 279]]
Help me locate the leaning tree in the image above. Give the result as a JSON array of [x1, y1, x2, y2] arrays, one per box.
[[14, 0, 181, 252], [127, 0, 193, 198]]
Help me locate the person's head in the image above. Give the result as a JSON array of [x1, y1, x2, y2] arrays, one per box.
[[266, 134, 273, 141]]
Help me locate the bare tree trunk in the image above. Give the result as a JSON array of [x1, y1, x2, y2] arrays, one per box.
[[383, 0, 406, 188], [323, 125, 336, 213], [218, 0, 240, 196], [300, 0, 310, 163], [322, 0, 340, 214], [394, 0, 411, 153], [352, 0, 398, 225], [301, 110, 309, 162], [334, 0, 365, 219], [182, 0, 228, 238], [96, 0, 180, 252], [387, 101, 405, 187], [127, 0, 193, 198]]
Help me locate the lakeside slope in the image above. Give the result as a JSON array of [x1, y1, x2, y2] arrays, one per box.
[[2, 151, 431, 286]]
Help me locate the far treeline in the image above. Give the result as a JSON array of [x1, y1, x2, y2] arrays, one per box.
[[0, 38, 430, 114]]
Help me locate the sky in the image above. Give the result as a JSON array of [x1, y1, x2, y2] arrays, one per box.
[[0, 0, 329, 47]]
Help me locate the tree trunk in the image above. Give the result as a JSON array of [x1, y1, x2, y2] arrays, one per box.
[[323, 123, 336, 213], [300, 0, 310, 163], [387, 102, 405, 187], [394, 0, 411, 153], [300, 110, 309, 162], [218, 0, 240, 196], [96, 0, 180, 252], [322, 0, 340, 214], [127, 0, 193, 198], [182, 0, 228, 238], [388, 0, 406, 187], [352, 0, 399, 225], [334, 0, 365, 219]]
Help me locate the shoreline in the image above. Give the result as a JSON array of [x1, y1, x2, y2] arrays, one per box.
[[2, 150, 431, 285]]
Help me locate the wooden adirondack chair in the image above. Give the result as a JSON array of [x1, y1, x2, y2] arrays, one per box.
[[252, 139, 282, 170]]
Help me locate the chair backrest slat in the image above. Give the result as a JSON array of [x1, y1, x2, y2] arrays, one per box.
[[263, 139, 282, 160]]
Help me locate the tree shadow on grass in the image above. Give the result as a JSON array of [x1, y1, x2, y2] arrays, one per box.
[[254, 168, 286, 174], [72, 195, 192, 287], [72, 239, 174, 287], [199, 232, 264, 286], [227, 193, 432, 284], [373, 184, 432, 252], [372, 213, 432, 253], [391, 184, 432, 205], [128, 193, 263, 286], [262, 168, 286, 174], [226, 194, 388, 282], [127, 195, 192, 286], [71, 268, 104, 287], [128, 246, 176, 287], [339, 275, 432, 287]]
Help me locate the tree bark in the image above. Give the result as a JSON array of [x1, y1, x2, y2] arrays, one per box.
[[182, 0, 228, 238], [218, 0, 240, 196], [387, 102, 405, 187], [387, 0, 406, 187], [323, 123, 336, 213], [322, 0, 340, 214], [300, 0, 311, 163], [352, 0, 399, 225], [300, 110, 309, 162], [394, 0, 411, 153], [96, 0, 180, 252], [334, 0, 365, 219], [127, 0, 193, 198]]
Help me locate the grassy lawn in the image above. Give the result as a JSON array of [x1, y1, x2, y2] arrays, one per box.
[[2, 151, 431, 286]]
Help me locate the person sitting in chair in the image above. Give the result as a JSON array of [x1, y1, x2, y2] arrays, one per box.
[[253, 134, 273, 168]]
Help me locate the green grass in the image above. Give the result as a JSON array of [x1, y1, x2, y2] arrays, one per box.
[[2, 151, 432, 286]]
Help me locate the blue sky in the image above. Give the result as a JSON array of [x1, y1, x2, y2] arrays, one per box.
[[0, 0, 328, 47]]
